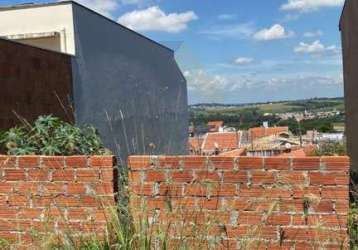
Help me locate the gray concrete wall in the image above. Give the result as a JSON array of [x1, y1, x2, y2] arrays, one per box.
[[71, 3, 188, 163], [341, 0, 358, 173]]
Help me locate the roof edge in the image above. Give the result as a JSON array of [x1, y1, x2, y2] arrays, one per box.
[[0, 0, 173, 53], [339, 0, 348, 31], [70, 1, 173, 53]]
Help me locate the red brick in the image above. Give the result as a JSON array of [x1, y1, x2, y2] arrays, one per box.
[[42, 183, 65, 194], [226, 225, 278, 240], [312, 200, 335, 213], [0, 207, 18, 218], [67, 208, 89, 220], [128, 171, 142, 183], [158, 184, 183, 196], [321, 156, 350, 171], [171, 171, 193, 182], [4, 169, 25, 181], [292, 187, 320, 198], [41, 156, 65, 169], [292, 157, 320, 170], [8, 194, 28, 206], [251, 171, 275, 184], [18, 208, 43, 220], [335, 200, 349, 213], [195, 170, 221, 182], [130, 184, 153, 196], [266, 214, 291, 225], [209, 157, 235, 170], [0, 183, 15, 193], [264, 157, 290, 170], [310, 172, 349, 185], [18, 156, 39, 168], [67, 183, 86, 194], [94, 183, 114, 194], [128, 156, 151, 170], [238, 212, 262, 225], [65, 156, 88, 168], [0, 156, 16, 168], [321, 186, 349, 200], [223, 171, 247, 183], [182, 156, 207, 169], [100, 169, 115, 181], [239, 157, 263, 170], [76, 169, 99, 182], [52, 170, 74, 181], [197, 198, 221, 210], [28, 169, 49, 181], [90, 156, 115, 168], [276, 171, 306, 185]]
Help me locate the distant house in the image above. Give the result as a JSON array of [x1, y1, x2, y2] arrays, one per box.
[[208, 121, 224, 133], [0, 1, 188, 162], [340, 0, 358, 172], [248, 126, 289, 142], [246, 134, 300, 157], [201, 132, 241, 155]]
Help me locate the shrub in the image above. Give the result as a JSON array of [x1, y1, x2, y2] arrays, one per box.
[[0, 115, 109, 156], [312, 141, 347, 156]]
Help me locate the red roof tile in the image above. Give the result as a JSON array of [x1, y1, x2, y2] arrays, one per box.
[[249, 127, 289, 142], [188, 137, 204, 151], [202, 132, 241, 152]]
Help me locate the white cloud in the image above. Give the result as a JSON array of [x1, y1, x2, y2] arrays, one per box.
[[200, 23, 255, 40], [253, 24, 293, 41], [303, 30, 323, 37], [235, 57, 254, 65], [281, 0, 344, 12], [294, 40, 339, 55], [117, 6, 198, 33], [185, 69, 343, 103], [217, 14, 237, 20]]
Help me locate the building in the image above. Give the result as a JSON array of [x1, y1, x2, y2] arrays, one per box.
[[201, 132, 241, 155], [207, 121, 224, 133], [0, 1, 188, 162], [340, 0, 358, 173], [248, 126, 289, 142]]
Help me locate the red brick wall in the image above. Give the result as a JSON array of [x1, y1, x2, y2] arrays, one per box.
[[0, 38, 74, 131], [128, 156, 350, 249], [0, 155, 117, 248]]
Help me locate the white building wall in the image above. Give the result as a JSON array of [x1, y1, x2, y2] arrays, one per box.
[[0, 3, 75, 54]]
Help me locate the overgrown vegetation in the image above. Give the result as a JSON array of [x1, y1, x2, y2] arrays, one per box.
[[312, 141, 347, 156], [0, 115, 108, 156]]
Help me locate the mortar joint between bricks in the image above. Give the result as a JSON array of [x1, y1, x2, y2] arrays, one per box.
[[303, 171, 309, 187], [153, 182, 160, 197], [247, 171, 252, 187], [289, 157, 293, 171], [319, 158, 327, 172], [233, 157, 239, 172], [15, 156, 19, 169]]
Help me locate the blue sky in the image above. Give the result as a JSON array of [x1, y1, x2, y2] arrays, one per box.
[[4, 0, 346, 104]]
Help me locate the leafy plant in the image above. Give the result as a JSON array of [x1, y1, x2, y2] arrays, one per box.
[[0, 115, 109, 156], [312, 141, 347, 156], [350, 203, 358, 249]]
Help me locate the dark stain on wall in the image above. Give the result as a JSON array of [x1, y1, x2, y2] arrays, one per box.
[[0, 38, 74, 130]]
